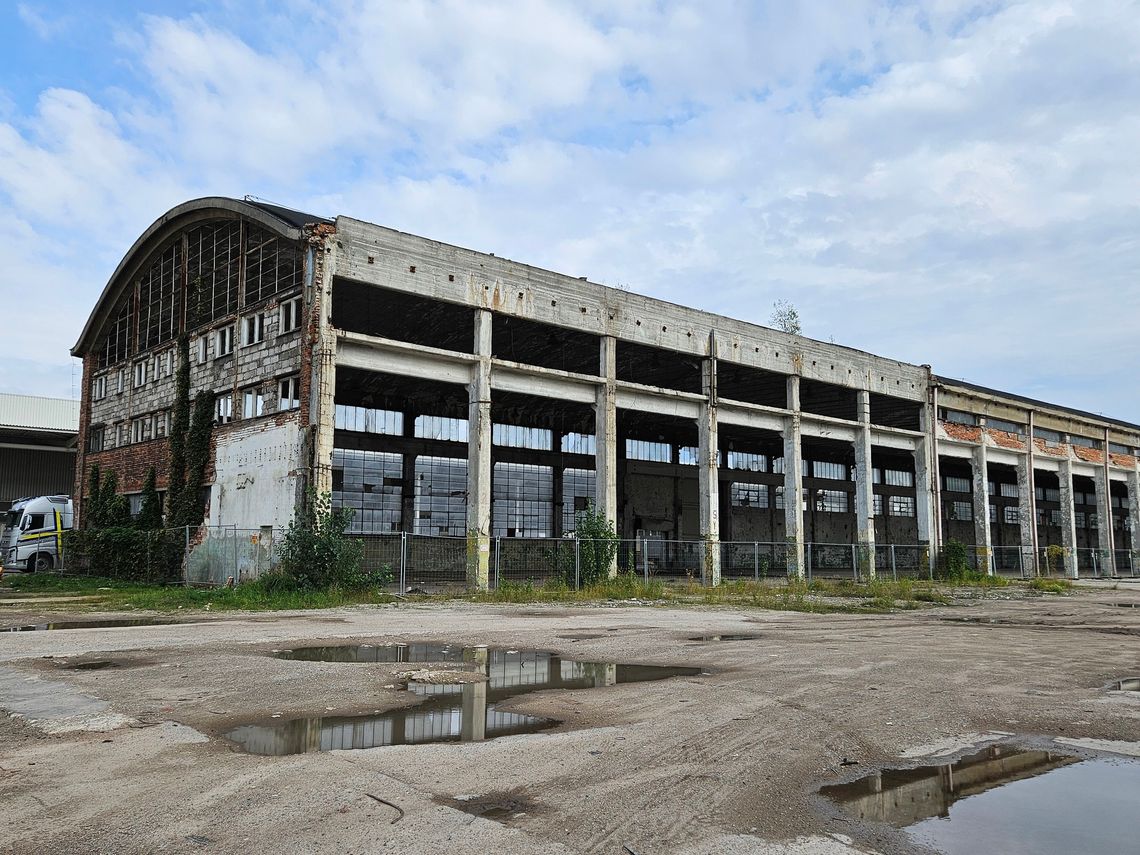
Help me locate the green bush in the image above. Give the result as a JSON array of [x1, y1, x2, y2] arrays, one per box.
[[277, 491, 384, 590], [570, 503, 619, 587], [63, 527, 185, 583]]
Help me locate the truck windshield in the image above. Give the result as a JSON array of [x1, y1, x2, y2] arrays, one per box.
[[5, 510, 21, 529]]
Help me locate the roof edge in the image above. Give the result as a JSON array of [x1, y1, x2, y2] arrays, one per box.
[[72, 197, 322, 356]]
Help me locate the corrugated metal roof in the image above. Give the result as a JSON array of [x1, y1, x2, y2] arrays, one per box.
[[0, 394, 80, 433]]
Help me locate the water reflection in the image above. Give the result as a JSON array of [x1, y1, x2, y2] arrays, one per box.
[[231, 647, 699, 755], [822, 745, 1079, 826], [2, 618, 182, 632]]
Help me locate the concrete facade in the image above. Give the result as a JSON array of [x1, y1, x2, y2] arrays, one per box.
[[72, 198, 1140, 585]]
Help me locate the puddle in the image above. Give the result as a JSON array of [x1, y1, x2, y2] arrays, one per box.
[[229, 646, 703, 755], [2, 618, 182, 632], [1110, 677, 1139, 692], [273, 642, 462, 663], [442, 792, 539, 821], [687, 634, 760, 642], [821, 743, 1140, 854]]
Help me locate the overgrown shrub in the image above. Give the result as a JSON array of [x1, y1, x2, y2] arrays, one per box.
[[276, 491, 383, 590], [63, 527, 184, 583], [937, 539, 972, 580], [570, 502, 619, 587]]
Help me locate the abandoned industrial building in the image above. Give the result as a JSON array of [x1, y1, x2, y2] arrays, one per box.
[[71, 197, 1140, 586]]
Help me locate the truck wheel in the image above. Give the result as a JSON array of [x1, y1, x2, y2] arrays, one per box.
[[30, 553, 54, 572]]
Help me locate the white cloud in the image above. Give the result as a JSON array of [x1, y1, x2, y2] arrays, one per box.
[[0, 0, 1138, 422]]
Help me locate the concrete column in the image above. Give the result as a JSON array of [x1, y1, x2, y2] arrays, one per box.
[[594, 335, 618, 577], [914, 404, 937, 575], [466, 310, 492, 590], [311, 244, 338, 497], [853, 390, 876, 580], [698, 347, 721, 586], [1093, 467, 1115, 577], [1015, 455, 1036, 576], [1058, 456, 1079, 578], [784, 376, 805, 578], [971, 440, 993, 574], [1126, 468, 1140, 572]]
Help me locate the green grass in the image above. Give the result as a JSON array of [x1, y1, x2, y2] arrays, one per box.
[[1026, 576, 1072, 594], [2, 572, 395, 612], [2, 567, 1075, 616]]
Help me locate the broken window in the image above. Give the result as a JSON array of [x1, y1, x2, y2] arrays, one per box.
[[243, 388, 265, 419], [138, 241, 180, 351], [413, 456, 467, 536], [814, 489, 848, 513], [625, 439, 671, 463], [87, 425, 105, 452], [887, 495, 915, 517], [562, 468, 596, 533], [334, 404, 401, 434], [241, 314, 265, 347], [244, 224, 302, 305], [186, 221, 242, 325], [215, 325, 235, 358], [279, 295, 303, 334], [726, 452, 766, 472], [561, 433, 595, 455], [279, 376, 300, 411], [332, 448, 402, 534], [492, 424, 551, 451], [730, 482, 768, 509], [215, 394, 233, 425], [493, 462, 553, 538]]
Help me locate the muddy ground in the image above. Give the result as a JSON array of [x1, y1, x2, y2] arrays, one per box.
[[1, 583, 1138, 854]]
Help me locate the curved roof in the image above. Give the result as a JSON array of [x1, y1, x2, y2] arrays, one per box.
[[72, 196, 331, 356]]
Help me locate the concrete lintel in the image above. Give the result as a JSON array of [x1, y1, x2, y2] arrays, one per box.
[[869, 431, 917, 451], [717, 402, 784, 433], [802, 421, 857, 443], [938, 444, 974, 461], [490, 365, 597, 404], [615, 384, 702, 419], [986, 448, 1022, 467]]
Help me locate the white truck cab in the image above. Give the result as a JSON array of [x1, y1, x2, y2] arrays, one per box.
[[1, 495, 73, 573]]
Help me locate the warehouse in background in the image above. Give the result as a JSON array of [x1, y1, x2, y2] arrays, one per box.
[[69, 197, 1140, 586], [0, 393, 79, 514]]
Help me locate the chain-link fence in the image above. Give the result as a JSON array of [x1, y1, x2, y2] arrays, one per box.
[[184, 527, 279, 586], [50, 524, 1137, 588]]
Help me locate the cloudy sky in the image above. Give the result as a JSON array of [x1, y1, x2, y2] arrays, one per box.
[[1, 1, 1137, 421]]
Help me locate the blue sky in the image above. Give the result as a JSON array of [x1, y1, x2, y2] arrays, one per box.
[[2, 1, 1138, 422]]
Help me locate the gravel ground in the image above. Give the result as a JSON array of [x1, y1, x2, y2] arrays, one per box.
[[1, 584, 1138, 854]]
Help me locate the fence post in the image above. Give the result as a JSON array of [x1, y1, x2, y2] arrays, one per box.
[[642, 539, 649, 584], [493, 536, 501, 589], [890, 544, 897, 581], [754, 541, 759, 581], [399, 531, 408, 592], [1017, 547, 1024, 579], [806, 543, 813, 582], [851, 543, 858, 581], [234, 529, 240, 583], [574, 537, 581, 590]]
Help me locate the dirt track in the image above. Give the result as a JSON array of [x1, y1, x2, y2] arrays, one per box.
[[2, 584, 1138, 854]]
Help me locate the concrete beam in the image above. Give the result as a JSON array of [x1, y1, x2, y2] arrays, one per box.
[[614, 384, 702, 419], [333, 217, 930, 401], [466, 310, 492, 591], [784, 376, 805, 578], [718, 401, 784, 433], [490, 363, 598, 404], [336, 333, 473, 386]]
